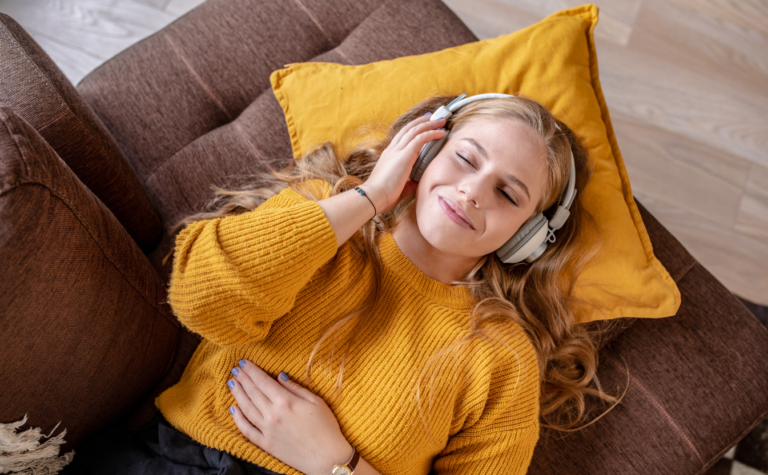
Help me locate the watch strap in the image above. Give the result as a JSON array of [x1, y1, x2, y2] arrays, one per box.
[[348, 447, 359, 471], [331, 447, 359, 475]]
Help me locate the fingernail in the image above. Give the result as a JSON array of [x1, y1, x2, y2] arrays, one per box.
[[228, 379, 235, 389], [423, 112, 431, 116], [438, 128, 445, 132], [279, 371, 289, 381], [239, 360, 246, 368], [231, 368, 239, 377], [229, 407, 235, 415]]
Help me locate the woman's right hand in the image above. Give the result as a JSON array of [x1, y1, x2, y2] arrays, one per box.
[[363, 113, 446, 214]]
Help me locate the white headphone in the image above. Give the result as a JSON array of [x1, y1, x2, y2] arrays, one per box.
[[409, 93, 577, 264]]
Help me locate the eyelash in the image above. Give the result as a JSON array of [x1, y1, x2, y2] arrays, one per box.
[[456, 153, 518, 206]]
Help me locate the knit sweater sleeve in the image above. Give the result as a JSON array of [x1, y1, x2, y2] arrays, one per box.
[[432, 329, 541, 475], [166, 180, 338, 347]]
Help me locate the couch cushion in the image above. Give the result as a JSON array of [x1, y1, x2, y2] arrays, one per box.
[[0, 106, 179, 450], [76, 0, 387, 185], [0, 14, 162, 253], [529, 262, 768, 474]]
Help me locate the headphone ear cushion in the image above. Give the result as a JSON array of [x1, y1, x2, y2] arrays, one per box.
[[410, 134, 448, 182], [496, 213, 548, 263]]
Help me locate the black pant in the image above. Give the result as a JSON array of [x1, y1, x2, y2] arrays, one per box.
[[61, 411, 284, 475]]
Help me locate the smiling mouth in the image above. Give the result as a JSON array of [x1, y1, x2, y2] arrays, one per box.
[[438, 196, 474, 230]]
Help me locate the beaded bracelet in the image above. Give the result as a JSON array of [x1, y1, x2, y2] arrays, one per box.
[[354, 186, 379, 223]]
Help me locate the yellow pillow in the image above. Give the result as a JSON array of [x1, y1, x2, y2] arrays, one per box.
[[269, 4, 680, 325]]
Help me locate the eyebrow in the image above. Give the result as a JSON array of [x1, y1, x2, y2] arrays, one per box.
[[460, 137, 531, 201]]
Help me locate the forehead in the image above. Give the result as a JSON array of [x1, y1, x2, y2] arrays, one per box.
[[451, 117, 547, 166]]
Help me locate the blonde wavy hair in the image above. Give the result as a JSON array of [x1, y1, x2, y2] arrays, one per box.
[[165, 94, 628, 435]]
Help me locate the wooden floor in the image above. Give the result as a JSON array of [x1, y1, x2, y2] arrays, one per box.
[[1, 0, 766, 306]]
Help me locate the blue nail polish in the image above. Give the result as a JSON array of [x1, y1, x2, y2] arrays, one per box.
[[279, 371, 289, 381], [228, 379, 235, 389], [239, 359, 246, 368], [423, 112, 431, 116], [231, 368, 239, 377], [229, 406, 235, 415]]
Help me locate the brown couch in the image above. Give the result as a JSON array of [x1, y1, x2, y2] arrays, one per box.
[[1, 0, 767, 473]]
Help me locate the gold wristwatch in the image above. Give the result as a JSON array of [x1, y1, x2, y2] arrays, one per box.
[[331, 447, 359, 475]]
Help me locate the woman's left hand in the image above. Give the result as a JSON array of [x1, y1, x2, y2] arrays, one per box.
[[228, 360, 354, 475]]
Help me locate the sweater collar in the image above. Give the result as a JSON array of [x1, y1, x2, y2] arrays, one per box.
[[378, 233, 476, 310]]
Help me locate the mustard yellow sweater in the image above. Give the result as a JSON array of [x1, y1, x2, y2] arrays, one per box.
[[157, 180, 541, 475]]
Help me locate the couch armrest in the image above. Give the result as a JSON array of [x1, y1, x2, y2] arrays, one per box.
[[0, 14, 162, 253], [0, 106, 179, 451]]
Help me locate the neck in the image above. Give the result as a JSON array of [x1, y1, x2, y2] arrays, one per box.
[[391, 207, 481, 285]]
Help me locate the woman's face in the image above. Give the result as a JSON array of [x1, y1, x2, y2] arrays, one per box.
[[414, 117, 549, 259]]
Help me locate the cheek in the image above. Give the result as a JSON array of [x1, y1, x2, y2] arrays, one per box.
[[420, 152, 459, 184], [485, 206, 542, 254]]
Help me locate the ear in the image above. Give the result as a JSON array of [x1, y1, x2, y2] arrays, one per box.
[[277, 372, 317, 403]]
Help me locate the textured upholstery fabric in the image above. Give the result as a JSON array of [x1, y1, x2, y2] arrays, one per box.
[[76, 0, 387, 185], [0, 106, 179, 450], [0, 14, 162, 253], [124, 328, 202, 432], [529, 262, 768, 474]]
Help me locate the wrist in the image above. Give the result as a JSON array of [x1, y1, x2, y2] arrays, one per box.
[[359, 182, 389, 215], [319, 440, 354, 475]]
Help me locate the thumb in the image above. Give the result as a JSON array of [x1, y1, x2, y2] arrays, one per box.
[[277, 371, 316, 402]]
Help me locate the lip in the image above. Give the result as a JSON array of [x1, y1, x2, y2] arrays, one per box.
[[438, 195, 475, 230]]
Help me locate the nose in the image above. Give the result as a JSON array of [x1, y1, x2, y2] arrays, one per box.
[[458, 173, 489, 208]]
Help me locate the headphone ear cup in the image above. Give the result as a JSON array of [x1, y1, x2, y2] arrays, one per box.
[[495, 213, 549, 264], [410, 134, 448, 182]]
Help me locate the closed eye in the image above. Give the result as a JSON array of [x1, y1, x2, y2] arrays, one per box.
[[499, 189, 518, 206], [456, 152, 518, 206], [457, 152, 473, 167]]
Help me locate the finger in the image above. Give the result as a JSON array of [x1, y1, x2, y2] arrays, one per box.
[[229, 378, 264, 427], [402, 128, 447, 160], [230, 405, 266, 447], [391, 113, 432, 145], [236, 359, 288, 404], [276, 371, 318, 404], [395, 118, 446, 150], [232, 363, 272, 410], [392, 114, 446, 149]]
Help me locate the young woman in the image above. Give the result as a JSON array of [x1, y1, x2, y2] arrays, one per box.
[[67, 94, 624, 475]]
